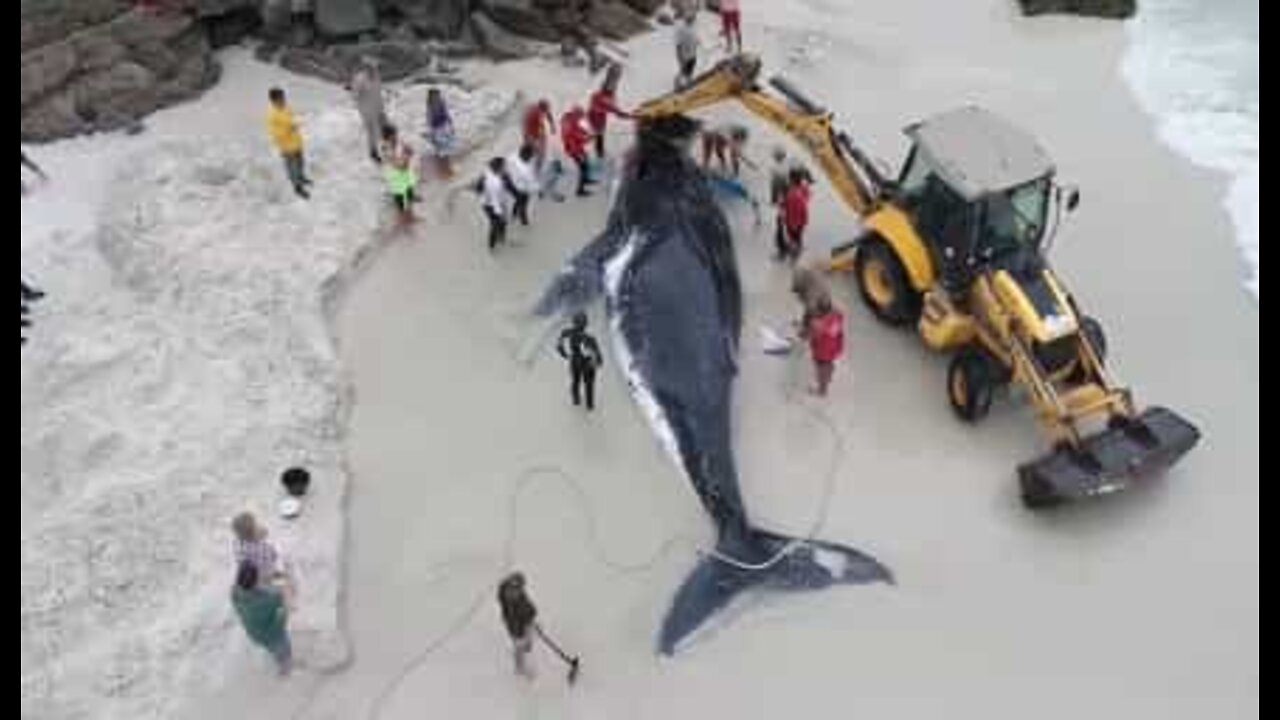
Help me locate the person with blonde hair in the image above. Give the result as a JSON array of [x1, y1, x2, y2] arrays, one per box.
[[230, 512, 295, 607]]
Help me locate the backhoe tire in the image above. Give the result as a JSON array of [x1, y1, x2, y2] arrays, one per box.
[[948, 346, 997, 422], [1068, 316, 1108, 383], [1080, 316, 1107, 363], [855, 235, 922, 327]]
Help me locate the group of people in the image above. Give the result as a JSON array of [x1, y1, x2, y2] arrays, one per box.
[[240, 0, 846, 679], [474, 64, 635, 251]]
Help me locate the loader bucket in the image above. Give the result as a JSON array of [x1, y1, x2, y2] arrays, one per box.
[[1018, 406, 1201, 509]]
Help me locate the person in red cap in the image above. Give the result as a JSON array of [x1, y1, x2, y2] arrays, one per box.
[[587, 66, 633, 160], [522, 99, 557, 173], [561, 105, 596, 198]]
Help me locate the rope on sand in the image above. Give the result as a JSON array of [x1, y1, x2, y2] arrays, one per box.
[[344, 365, 847, 719]]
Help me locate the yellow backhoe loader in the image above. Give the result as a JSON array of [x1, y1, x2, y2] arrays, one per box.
[[634, 55, 1200, 508]]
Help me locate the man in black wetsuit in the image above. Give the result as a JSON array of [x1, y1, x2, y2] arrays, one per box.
[[556, 312, 604, 411]]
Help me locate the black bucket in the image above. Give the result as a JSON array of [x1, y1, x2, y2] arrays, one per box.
[[281, 467, 311, 498]]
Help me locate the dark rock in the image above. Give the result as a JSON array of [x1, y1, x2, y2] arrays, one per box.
[[255, 40, 283, 62], [190, 0, 259, 17], [621, 0, 663, 14], [21, 6, 219, 142], [480, 0, 559, 42], [286, 17, 318, 47], [1016, 0, 1136, 18], [332, 40, 433, 81], [587, 0, 649, 40], [393, 0, 470, 39], [279, 47, 352, 83], [203, 6, 262, 48], [21, 0, 130, 53], [469, 11, 536, 60], [314, 0, 378, 37]]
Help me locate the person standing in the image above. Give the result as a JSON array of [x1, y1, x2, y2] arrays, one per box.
[[799, 294, 845, 397], [480, 157, 514, 251], [560, 105, 595, 197], [266, 88, 312, 199], [349, 59, 387, 164], [506, 144, 540, 228], [674, 13, 700, 88], [557, 312, 604, 411], [498, 572, 539, 679], [381, 125, 419, 226], [231, 562, 293, 676], [700, 124, 754, 178], [780, 167, 811, 262], [587, 66, 632, 160], [425, 88, 457, 179], [521, 99, 557, 173], [719, 0, 743, 54]]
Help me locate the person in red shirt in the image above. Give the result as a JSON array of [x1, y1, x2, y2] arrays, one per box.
[[587, 66, 633, 159], [780, 167, 811, 263], [561, 105, 595, 197], [719, 0, 743, 54], [799, 294, 845, 397], [522, 99, 556, 173]]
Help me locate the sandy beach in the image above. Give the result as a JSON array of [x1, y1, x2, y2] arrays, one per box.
[[22, 1, 1257, 718]]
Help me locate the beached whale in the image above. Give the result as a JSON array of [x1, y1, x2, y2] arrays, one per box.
[[536, 116, 892, 655]]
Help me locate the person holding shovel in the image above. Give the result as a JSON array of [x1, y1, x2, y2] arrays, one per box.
[[498, 572, 580, 682]]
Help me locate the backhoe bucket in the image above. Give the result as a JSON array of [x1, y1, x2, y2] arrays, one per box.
[[1018, 407, 1200, 509]]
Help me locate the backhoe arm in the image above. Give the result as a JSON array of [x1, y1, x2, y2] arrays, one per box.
[[634, 54, 882, 216]]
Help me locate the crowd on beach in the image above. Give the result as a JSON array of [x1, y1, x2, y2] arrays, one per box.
[[23, 0, 850, 685]]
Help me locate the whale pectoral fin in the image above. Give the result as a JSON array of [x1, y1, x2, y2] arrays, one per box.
[[658, 532, 893, 656], [533, 229, 624, 319]]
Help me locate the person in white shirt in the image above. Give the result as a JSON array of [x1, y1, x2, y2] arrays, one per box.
[[674, 14, 699, 88], [481, 157, 515, 251], [505, 144, 541, 227]]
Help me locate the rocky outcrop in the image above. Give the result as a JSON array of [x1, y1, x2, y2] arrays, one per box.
[[470, 11, 537, 60], [21, 3, 220, 141], [21, 0, 659, 141], [1016, 0, 1136, 19], [586, 0, 648, 39], [392, 0, 471, 39], [314, 0, 379, 36]]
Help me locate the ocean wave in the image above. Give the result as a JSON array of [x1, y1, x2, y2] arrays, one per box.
[[1121, 0, 1259, 298]]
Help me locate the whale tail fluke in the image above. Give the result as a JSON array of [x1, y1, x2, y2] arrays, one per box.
[[658, 528, 892, 655]]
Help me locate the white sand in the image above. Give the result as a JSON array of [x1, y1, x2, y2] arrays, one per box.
[[21, 50, 516, 720], [23, 0, 1258, 718]]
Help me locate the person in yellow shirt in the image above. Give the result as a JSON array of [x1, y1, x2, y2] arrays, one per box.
[[266, 88, 312, 199]]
